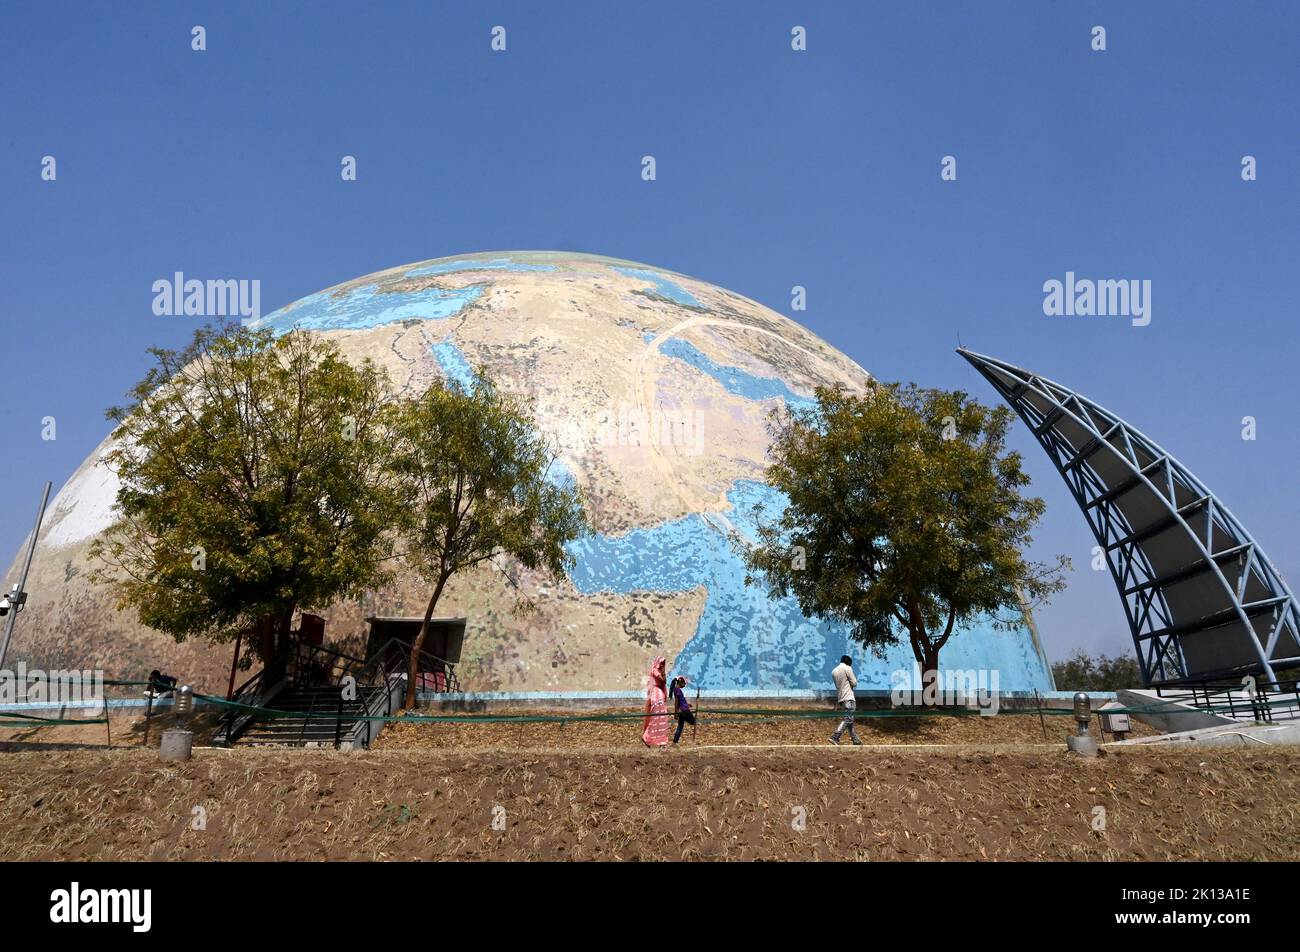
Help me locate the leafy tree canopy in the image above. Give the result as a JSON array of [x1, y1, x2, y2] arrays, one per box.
[[91, 324, 400, 664], [1051, 651, 1142, 692], [741, 382, 1068, 677], [389, 373, 589, 706]]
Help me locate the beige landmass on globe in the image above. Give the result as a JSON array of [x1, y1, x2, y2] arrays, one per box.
[[5, 253, 869, 693]]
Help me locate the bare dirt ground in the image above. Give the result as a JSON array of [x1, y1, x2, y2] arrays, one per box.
[[0, 732, 1294, 861], [0, 710, 222, 750]]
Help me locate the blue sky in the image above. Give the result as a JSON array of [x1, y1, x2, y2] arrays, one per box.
[[1, 1, 1297, 664]]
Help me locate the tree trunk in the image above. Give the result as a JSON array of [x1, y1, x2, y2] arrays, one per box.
[[906, 630, 942, 708], [226, 628, 245, 700], [404, 575, 449, 709], [903, 596, 951, 708], [921, 645, 941, 707], [274, 606, 295, 658], [255, 614, 277, 666]]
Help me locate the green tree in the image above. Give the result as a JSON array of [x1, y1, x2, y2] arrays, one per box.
[[1051, 651, 1142, 691], [91, 325, 400, 666], [741, 382, 1067, 686], [390, 374, 588, 708]]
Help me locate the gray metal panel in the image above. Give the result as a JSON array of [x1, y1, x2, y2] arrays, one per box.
[[1163, 573, 1234, 621], [1088, 445, 1131, 487], [1138, 524, 1201, 577], [1180, 622, 1260, 672]]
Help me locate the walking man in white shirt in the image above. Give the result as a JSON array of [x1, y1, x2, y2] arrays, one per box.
[[830, 655, 862, 746]]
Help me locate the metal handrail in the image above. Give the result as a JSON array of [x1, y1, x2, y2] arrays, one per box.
[[216, 634, 465, 746], [344, 674, 399, 748], [356, 636, 460, 696], [215, 660, 275, 745], [288, 639, 368, 687], [401, 638, 462, 694], [1156, 676, 1300, 722], [214, 641, 314, 745], [296, 685, 327, 746], [329, 637, 460, 747], [330, 640, 413, 748]]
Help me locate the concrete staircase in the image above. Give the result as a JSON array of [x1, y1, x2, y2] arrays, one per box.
[[213, 637, 436, 749], [236, 684, 389, 748]]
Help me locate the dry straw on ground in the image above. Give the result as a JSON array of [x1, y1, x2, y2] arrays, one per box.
[[0, 729, 1294, 861]]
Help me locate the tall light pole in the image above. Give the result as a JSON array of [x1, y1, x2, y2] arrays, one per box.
[[0, 481, 53, 671]]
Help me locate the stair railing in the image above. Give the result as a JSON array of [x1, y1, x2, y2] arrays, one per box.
[[1156, 676, 1300, 722], [329, 637, 460, 748], [289, 639, 369, 689], [214, 645, 293, 745], [296, 686, 327, 746], [219, 634, 468, 747]]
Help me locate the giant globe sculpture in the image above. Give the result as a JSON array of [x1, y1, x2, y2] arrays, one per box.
[[6, 252, 1053, 692]]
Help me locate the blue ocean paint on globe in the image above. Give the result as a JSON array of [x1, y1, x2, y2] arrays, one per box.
[[266, 313, 1050, 692], [658, 338, 816, 411], [257, 283, 483, 334], [614, 267, 702, 307], [423, 338, 1050, 690], [430, 338, 478, 391], [568, 480, 1051, 690], [406, 257, 557, 278], [545, 457, 578, 492]]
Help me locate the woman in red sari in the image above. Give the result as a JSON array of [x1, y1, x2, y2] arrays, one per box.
[[642, 655, 671, 748]]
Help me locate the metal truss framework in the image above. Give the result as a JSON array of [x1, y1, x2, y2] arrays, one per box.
[[959, 348, 1300, 688]]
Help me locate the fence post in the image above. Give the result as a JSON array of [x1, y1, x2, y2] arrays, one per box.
[[142, 690, 154, 747]]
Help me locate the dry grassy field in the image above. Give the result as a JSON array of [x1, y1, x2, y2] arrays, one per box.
[[374, 705, 1160, 750], [0, 703, 1159, 750], [0, 708, 1295, 861]]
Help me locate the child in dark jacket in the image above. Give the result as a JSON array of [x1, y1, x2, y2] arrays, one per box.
[[669, 676, 695, 744]]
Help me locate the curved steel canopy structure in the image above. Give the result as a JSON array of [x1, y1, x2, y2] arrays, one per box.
[[959, 348, 1300, 688]]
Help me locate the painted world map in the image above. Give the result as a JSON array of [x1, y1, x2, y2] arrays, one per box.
[[9, 252, 1053, 693]]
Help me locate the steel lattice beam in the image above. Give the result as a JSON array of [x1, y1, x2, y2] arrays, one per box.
[[958, 348, 1300, 688]]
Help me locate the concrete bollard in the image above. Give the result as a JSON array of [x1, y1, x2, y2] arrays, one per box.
[[1066, 732, 1099, 757], [1067, 692, 1099, 757], [159, 729, 193, 762]]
